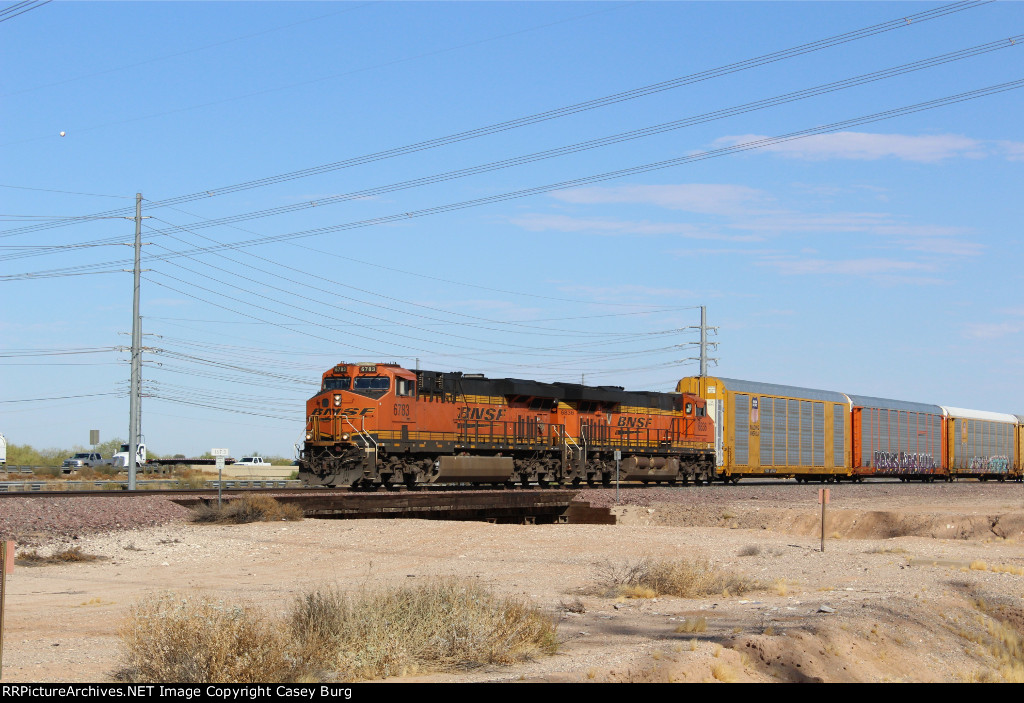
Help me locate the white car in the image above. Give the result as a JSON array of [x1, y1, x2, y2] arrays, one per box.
[[233, 457, 272, 467]]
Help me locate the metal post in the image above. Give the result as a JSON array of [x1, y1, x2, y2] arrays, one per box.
[[819, 488, 830, 552], [0, 541, 10, 680], [128, 193, 142, 491], [615, 450, 621, 503]]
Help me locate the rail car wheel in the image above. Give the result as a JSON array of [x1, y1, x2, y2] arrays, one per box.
[[730, 476, 741, 485]]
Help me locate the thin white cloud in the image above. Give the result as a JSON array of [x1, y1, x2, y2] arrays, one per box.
[[510, 213, 761, 241], [670, 247, 782, 257], [964, 322, 1024, 340], [758, 257, 938, 276], [899, 237, 984, 257], [998, 141, 1024, 161], [714, 132, 987, 163], [550, 184, 767, 215], [555, 283, 705, 303]]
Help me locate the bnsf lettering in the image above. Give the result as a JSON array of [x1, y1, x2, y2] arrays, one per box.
[[393, 404, 411, 417], [340, 407, 374, 416], [456, 407, 507, 421], [617, 416, 652, 428]]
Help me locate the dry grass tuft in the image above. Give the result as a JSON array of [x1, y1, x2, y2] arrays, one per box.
[[738, 545, 761, 557], [560, 597, 586, 614], [289, 579, 558, 680], [190, 494, 304, 524], [591, 558, 762, 599], [17, 547, 103, 565], [711, 661, 738, 682], [674, 617, 708, 634], [116, 593, 298, 683], [970, 560, 988, 571], [967, 601, 1024, 682], [118, 580, 558, 683]]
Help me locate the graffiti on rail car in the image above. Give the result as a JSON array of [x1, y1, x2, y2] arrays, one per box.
[[968, 455, 1009, 473], [873, 451, 937, 472]]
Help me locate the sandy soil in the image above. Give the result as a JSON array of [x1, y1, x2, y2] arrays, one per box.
[[3, 481, 1024, 683]]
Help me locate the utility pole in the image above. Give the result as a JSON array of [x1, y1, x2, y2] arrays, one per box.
[[685, 306, 719, 376], [128, 193, 142, 490]]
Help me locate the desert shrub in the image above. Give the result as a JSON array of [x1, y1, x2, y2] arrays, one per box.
[[675, 616, 708, 633], [289, 579, 558, 680], [591, 558, 762, 599], [738, 545, 761, 557], [189, 495, 304, 524], [17, 547, 102, 565], [118, 581, 557, 683], [178, 470, 209, 489], [117, 594, 300, 683]]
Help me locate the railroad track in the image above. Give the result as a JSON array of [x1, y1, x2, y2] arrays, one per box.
[[1, 475, 1008, 499]]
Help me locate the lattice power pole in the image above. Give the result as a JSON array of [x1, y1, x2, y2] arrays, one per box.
[[128, 193, 142, 490], [685, 306, 719, 376]]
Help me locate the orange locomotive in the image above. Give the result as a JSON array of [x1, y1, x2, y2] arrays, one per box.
[[299, 362, 716, 487]]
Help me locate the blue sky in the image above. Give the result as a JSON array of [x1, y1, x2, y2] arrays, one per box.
[[2, 1, 1022, 457]]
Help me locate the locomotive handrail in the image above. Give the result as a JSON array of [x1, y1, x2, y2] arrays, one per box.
[[554, 425, 582, 452], [343, 415, 378, 451]]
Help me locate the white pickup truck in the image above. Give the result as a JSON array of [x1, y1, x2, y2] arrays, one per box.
[[232, 456, 273, 467], [62, 452, 111, 471]]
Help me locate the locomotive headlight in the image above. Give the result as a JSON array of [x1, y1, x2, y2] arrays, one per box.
[[305, 432, 312, 440], [341, 433, 350, 441], [333, 394, 342, 406]]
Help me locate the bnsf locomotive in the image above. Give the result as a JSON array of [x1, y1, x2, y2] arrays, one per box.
[[299, 362, 716, 487]]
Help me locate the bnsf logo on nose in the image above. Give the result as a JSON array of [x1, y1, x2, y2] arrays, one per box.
[[618, 416, 651, 428], [340, 407, 374, 416]]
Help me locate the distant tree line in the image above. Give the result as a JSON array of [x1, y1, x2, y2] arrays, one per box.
[[5, 441, 293, 466]]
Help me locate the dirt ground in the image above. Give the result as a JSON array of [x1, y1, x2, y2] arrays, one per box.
[[3, 481, 1024, 683]]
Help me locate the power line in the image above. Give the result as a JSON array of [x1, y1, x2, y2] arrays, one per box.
[[8, 74, 1022, 284], [144, 33, 1024, 236], [146, 216, 691, 336], [0, 0, 985, 238], [0, 391, 121, 404], [129, 78, 1024, 259], [0, 0, 50, 24]]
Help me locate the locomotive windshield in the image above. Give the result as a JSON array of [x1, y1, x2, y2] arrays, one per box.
[[324, 377, 351, 391], [353, 376, 390, 391]]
